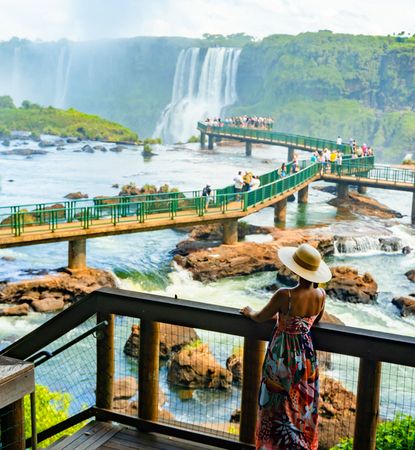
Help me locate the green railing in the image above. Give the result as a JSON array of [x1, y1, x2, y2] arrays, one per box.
[[198, 122, 351, 153]]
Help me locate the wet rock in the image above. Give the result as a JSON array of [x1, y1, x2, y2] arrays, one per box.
[[1, 256, 16, 262], [0, 303, 30, 316], [379, 236, 402, 252], [0, 268, 116, 308], [64, 192, 89, 199], [31, 297, 64, 313], [1, 148, 48, 156], [392, 296, 415, 316], [56, 146, 65, 151], [321, 311, 344, 325], [2, 140, 10, 146], [38, 140, 55, 148], [287, 193, 296, 202], [167, 342, 232, 390], [110, 145, 126, 153], [66, 137, 79, 144], [81, 144, 94, 153], [405, 270, 415, 282], [326, 266, 378, 304], [112, 184, 119, 189], [93, 145, 107, 151], [226, 354, 242, 385], [124, 323, 199, 359], [402, 246, 412, 255], [113, 376, 138, 400]]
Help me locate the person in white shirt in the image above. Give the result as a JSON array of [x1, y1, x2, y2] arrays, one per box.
[[250, 175, 261, 190], [336, 136, 342, 146], [233, 171, 244, 200]]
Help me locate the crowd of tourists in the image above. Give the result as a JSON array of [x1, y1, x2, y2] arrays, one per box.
[[204, 116, 274, 130]]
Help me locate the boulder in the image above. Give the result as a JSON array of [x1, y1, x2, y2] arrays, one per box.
[[321, 311, 344, 325], [124, 323, 199, 359], [1, 256, 16, 262], [66, 137, 79, 144], [405, 270, 415, 282], [325, 267, 378, 304], [113, 376, 138, 400], [38, 140, 55, 148], [167, 342, 232, 390], [1, 148, 48, 156], [56, 146, 65, 151], [31, 297, 64, 313], [81, 145, 94, 153], [2, 139, 10, 146], [0, 303, 30, 316], [379, 236, 401, 252], [226, 354, 242, 385], [93, 145, 107, 151], [392, 296, 415, 317], [64, 192, 89, 199], [112, 184, 119, 189], [402, 246, 412, 255], [110, 145, 126, 153]]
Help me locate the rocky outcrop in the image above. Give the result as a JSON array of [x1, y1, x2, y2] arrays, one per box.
[[64, 192, 89, 199], [276, 266, 298, 286], [392, 295, 415, 317], [167, 342, 232, 390], [113, 376, 138, 400], [0, 303, 30, 316], [0, 148, 48, 156], [226, 354, 243, 385], [325, 266, 378, 303], [328, 190, 403, 219], [123, 323, 199, 359], [81, 144, 94, 153], [110, 145, 126, 153], [405, 270, 415, 282], [0, 268, 117, 311], [321, 311, 344, 325]]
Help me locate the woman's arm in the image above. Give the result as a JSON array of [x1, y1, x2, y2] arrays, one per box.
[[240, 290, 284, 323], [313, 288, 326, 324]]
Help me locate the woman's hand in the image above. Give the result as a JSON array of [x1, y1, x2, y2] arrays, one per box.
[[240, 305, 254, 318]]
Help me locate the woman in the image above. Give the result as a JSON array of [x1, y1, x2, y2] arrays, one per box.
[[240, 243, 332, 450]]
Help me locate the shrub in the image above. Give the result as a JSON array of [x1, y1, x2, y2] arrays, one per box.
[[187, 135, 199, 143]]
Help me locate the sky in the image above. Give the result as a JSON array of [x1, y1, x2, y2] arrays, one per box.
[[0, 0, 413, 42]]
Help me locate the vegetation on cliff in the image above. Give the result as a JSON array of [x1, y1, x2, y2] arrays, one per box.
[[0, 96, 138, 142]]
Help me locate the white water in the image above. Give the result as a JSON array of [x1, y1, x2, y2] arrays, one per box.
[[11, 46, 22, 105], [154, 47, 241, 143], [54, 46, 72, 109]]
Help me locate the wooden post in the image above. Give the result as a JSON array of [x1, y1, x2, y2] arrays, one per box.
[[96, 313, 115, 411], [337, 183, 349, 200], [274, 198, 287, 224], [239, 337, 265, 444], [411, 192, 415, 225], [298, 185, 309, 204], [223, 220, 238, 244], [1, 400, 25, 450], [245, 141, 252, 157], [287, 146, 295, 162], [200, 131, 206, 149], [353, 359, 381, 450], [138, 320, 160, 420], [68, 239, 86, 270], [357, 185, 368, 194], [208, 135, 214, 150]]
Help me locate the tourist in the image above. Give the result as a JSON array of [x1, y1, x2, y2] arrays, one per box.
[[279, 163, 287, 178], [250, 175, 261, 190], [243, 171, 253, 191], [233, 171, 244, 200], [336, 135, 342, 146], [202, 184, 212, 210], [240, 244, 331, 450], [292, 156, 300, 173], [310, 151, 318, 163], [336, 151, 343, 175], [329, 149, 337, 173]]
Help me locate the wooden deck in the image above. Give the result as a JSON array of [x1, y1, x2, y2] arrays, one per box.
[[47, 421, 226, 450]]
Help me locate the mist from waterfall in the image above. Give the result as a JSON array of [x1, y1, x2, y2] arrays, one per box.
[[10, 46, 22, 105], [154, 47, 241, 143], [54, 46, 72, 109]]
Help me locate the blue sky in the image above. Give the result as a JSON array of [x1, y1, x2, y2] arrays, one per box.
[[0, 0, 413, 41]]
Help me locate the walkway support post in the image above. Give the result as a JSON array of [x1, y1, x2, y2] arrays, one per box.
[[139, 320, 160, 420], [200, 131, 206, 149], [287, 146, 295, 162], [245, 141, 252, 157], [240, 337, 265, 444], [353, 359, 381, 450], [298, 185, 309, 204], [68, 238, 86, 270], [358, 185, 368, 194], [96, 312, 115, 414], [274, 198, 287, 224], [223, 220, 238, 245], [208, 135, 214, 150], [337, 183, 349, 200], [412, 192, 415, 225]]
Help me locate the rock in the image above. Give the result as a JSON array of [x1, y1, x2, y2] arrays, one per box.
[[110, 145, 126, 153], [93, 145, 107, 151], [0, 303, 30, 316], [112, 184, 119, 188], [405, 270, 415, 282], [64, 192, 89, 199], [56, 146, 65, 151], [7, 179, 14, 182], [1, 148, 48, 156], [313, 185, 337, 195], [66, 137, 79, 144], [31, 297, 64, 313], [1, 256, 16, 262], [81, 144, 94, 153], [0, 268, 116, 308], [276, 266, 298, 287], [379, 237, 402, 252], [325, 266, 378, 304], [392, 296, 415, 317], [124, 323, 199, 359], [38, 140, 55, 148], [167, 342, 232, 390], [113, 376, 138, 400], [172, 240, 222, 257], [230, 408, 241, 423], [2, 139, 10, 146], [402, 246, 412, 255], [321, 311, 344, 325], [328, 191, 403, 219], [226, 354, 242, 385], [287, 193, 296, 202]]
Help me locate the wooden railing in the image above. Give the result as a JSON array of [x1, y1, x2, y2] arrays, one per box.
[[1, 288, 415, 449]]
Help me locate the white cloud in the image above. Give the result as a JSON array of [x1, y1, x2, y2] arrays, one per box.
[[0, 0, 413, 41]]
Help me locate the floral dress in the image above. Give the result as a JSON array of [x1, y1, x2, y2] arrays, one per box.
[[256, 292, 320, 450]]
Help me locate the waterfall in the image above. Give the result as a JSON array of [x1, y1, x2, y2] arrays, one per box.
[[334, 235, 402, 255], [11, 47, 22, 105], [154, 47, 241, 144], [54, 46, 72, 109]]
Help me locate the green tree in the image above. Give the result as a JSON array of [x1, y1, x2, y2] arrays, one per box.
[[0, 95, 16, 109]]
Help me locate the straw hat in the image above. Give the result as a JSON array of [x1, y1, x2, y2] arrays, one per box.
[[278, 244, 332, 283]]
